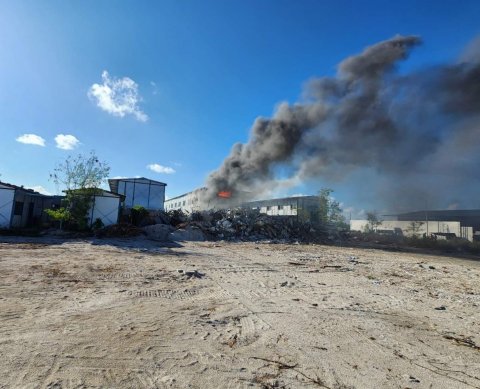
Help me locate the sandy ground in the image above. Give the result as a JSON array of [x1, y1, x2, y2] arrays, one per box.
[[0, 237, 479, 389]]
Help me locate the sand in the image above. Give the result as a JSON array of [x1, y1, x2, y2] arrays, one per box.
[[0, 237, 479, 388]]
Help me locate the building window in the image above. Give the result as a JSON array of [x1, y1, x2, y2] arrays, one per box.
[[183, 201, 186, 206], [267, 206, 271, 211], [278, 205, 283, 210], [291, 203, 297, 209], [14, 201, 24, 216]]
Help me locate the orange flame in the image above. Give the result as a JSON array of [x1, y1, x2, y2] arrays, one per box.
[[217, 191, 232, 199]]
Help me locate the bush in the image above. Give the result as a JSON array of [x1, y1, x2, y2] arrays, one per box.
[[45, 207, 71, 229], [130, 205, 149, 226], [92, 218, 104, 230]]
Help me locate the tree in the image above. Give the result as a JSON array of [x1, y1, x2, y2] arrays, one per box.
[[365, 211, 382, 232], [50, 151, 110, 191], [318, 188, 347, 228], [44, 207, 70, 230], [406, 221, 424, 238], [49, 151, 110, 230]]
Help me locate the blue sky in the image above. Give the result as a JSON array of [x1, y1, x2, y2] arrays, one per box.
[[1, 0, 479, 213]]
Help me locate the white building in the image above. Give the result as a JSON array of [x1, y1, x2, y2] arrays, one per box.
[[86, 190, 124, 227], [109, 177, 166, 211], [0, 181, 62, 229], [350, 219, 473, 241], [164, 189, 320, 221], [164, 188, 206, 213], [245, 196, 320, 221]]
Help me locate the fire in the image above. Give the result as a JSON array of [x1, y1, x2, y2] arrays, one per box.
[[217, 191, 232, 199]]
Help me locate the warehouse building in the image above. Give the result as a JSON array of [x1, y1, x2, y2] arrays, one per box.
[[244, 196, 320, 222], [350, 219, 473, 241], [0, 181, 62, 229], [389, 209, 480, 232], [109, 177, 166, 211], [164, 188, 320, 221]]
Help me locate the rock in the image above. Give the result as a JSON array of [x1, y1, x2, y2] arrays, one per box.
[[170, 227, 205, 242], [176, 269, 205, 279], [434, 305, 446, 311], [142, 224, 174, 241]]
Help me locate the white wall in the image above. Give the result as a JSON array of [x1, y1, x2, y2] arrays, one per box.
[[0, 187, 14, 228], [88, 194, 120, 227], [164, 189, 205, 213], [259, 204, 297, 216]]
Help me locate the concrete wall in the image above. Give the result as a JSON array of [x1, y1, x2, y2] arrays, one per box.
[[0, 187, 14, 228], [350, 219, 473, 241]]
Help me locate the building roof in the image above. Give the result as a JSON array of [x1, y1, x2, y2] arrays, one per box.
[[64, 188, 125, 200], [0, 180, 50, 196], [164, 188, 206, 202], [385, 209, 480, 217], [245, 195, 318, 206]]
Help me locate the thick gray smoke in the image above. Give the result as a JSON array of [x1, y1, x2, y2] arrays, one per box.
[[203, 35, 480, 211]]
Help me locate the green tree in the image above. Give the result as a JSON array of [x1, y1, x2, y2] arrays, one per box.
[[50, 151, 110, 191], [365, 211, 382, 232], [44, 207, 70, 230], [48, 151, 110, 230], [318, 188, 347, 228], [406, 221, 424, 238]]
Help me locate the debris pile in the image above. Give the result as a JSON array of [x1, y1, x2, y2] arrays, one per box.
[[161, 208, 331, 243], [177, 269, 205, 279]]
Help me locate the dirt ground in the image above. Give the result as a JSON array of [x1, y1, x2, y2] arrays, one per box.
[[0, 237, 479, 389]]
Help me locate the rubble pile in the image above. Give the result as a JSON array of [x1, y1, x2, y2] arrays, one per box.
[[162, 208, 330, 243]]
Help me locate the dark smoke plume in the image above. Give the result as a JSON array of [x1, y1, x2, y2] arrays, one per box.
[[203, 35, 480, 211]]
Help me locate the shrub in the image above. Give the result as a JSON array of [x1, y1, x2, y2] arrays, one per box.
[[130, 205, 149, 226]]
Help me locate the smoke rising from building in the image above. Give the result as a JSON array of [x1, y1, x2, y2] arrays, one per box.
[[203, 35, 480, 211]]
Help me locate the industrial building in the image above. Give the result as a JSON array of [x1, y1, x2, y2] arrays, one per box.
[[164, 188, 206, 213], [164, 188, 321, 221], [350, 209, 480, 241], [108, 177, 166, 211], [0, 181, 62, 229], [0, 180, 127, 230], [244, 196, 320, 222], [350, 219, 473, 241], [388, 209, 480, 232]]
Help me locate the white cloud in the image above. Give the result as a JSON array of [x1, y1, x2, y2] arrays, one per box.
[[147, 163, 176, 174], [55, 134, 80, 150], [30, 186, 52, 195], [16, 134, 46, 146], [89, 70, 148, 122]]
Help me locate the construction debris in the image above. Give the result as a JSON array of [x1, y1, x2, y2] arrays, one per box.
[[157, 208, 331, 243], [177, 269, 205, 279]]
